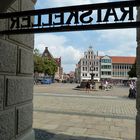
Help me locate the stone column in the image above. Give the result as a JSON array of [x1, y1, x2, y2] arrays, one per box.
[[136, 6, 140, 140], [0, 0, 35, 140]]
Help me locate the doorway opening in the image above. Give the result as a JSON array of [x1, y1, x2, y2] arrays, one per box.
[[33, 1, 137, 140]]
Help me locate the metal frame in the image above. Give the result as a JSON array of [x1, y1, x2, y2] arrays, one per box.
[[0, 0, 140, 34]]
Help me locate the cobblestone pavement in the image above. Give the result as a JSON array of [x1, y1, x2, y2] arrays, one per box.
[[33, 83, 136, 140], [34, 83, 130, 97]]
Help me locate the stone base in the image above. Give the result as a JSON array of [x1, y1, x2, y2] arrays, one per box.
[[18, 130, 35, 140]]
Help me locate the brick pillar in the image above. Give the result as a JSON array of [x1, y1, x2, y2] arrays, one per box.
[[136, 6, 140, 140], [0, 0, 35, 140]]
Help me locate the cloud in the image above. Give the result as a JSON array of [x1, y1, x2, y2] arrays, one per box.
[[35, 34, 82, 72], [98, 29, 136, 43], [35, 0, 131, 9], [98, 37, 136, 56], [35, 0, 137, 73], [35, 34, 67, 52], [35, 0, 110, 9], [95, 28, 136, 57]]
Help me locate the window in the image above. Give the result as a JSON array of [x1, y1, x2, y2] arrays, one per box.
[[101, 59, 111, 63], [118, 65, 120, 69], [96, 62, 98, 65], [122, 72, 124, 76], [108, 72, 111, 75], [101, 65, 111, 69]]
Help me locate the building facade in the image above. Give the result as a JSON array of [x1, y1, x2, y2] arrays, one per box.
[[76, 48, 136, 82], [42, 47, 63, 81], [76, 46, 100, 82], [111, 56, 136, 80], [100, 55, 112, 79], [100, 56, 136, 80]]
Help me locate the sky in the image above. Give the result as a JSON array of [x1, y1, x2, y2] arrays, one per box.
[[34, 0, 137, 73]]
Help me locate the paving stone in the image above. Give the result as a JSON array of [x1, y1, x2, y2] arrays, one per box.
[[66, 127, 87, 135], [120, 131, 135, 140], [41, 124, 59, 130], [95, 124, 110, 131], [86, 128, 105, 136], [33, 84, 136, 140], [103, 130, 121, 139]]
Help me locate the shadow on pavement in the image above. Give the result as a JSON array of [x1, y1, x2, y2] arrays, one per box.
[[34, 128, 116, 140]]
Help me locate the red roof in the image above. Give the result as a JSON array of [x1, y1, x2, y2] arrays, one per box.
[[111, 56, 136, 64]]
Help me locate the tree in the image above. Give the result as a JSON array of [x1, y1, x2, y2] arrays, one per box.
[[33, 49, 44, 73], [34, 48, 40, 56], [43, 57, 58, 76], [33, 49, 58, 76], [128, 63, 136, 78]]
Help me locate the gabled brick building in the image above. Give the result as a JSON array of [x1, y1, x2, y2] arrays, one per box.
[[42, 47, 63, 81]]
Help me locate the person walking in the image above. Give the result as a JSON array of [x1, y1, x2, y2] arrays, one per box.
[[105, 80, 108, 91], [86, 81, 90, 93], [128, 81, 136, 99]]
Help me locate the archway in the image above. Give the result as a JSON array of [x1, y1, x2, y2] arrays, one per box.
[[0, 0, 140, 140]]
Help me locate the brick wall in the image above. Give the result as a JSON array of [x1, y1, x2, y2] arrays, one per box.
[[0, 0, 35, 140]]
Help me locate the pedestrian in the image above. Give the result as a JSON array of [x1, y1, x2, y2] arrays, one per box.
[[90, 83, 93, 90], [86, 81, 90, 93], [128, 81, 136, 99], [105, 80, 108, 91]]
